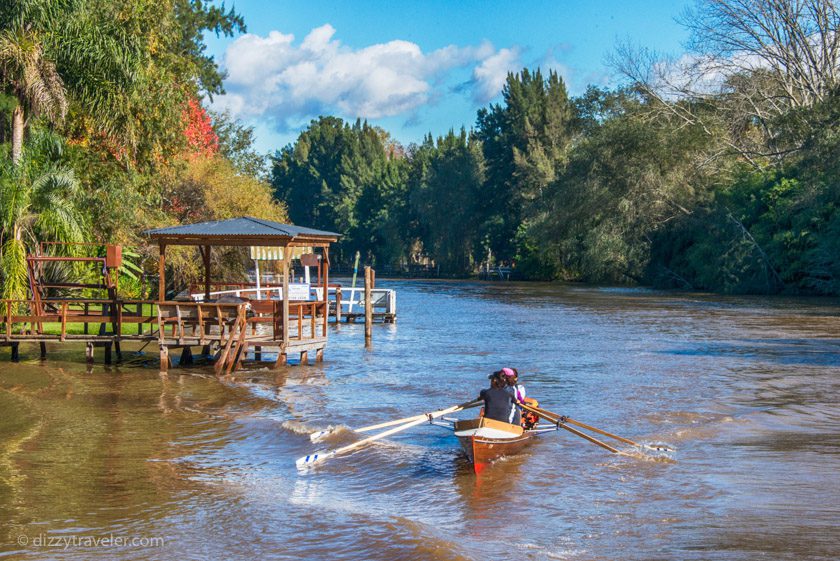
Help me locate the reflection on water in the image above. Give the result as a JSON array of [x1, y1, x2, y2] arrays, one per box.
[[1, 281, 839, 560]]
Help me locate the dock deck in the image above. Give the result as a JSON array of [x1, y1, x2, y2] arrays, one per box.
[[1, 297, 328, 373]]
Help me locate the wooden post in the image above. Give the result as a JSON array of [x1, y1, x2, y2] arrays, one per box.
[[104, 343, 112, 365], [39, 342, 47, 359], [281, 250, 290, 353], [158, 243, 167, 302], [11, 343, 19, 362], [159, 345, 169, 372], [322, 247, 329, 337], [201, 245, 211, 302], [85, 342, 94, 364], [364, 266, 372, 345], [315, 348, 324, 362], [180, 346, 193, 365], [300, 350, 308, 364], [335, 286, 342, 322]]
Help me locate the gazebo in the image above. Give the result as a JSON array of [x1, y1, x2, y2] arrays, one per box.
[[143, 217, 340, 372]]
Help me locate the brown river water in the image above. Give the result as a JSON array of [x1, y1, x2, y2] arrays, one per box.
[[1, 281, 839, 560]]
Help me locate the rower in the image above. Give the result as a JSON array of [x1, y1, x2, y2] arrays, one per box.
[[501, 367, 538, 427], [501, 367, 525, 402], [478, 371, 520, 425]]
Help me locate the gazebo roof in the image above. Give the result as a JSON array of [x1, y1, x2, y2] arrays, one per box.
[[143, 217, 340, 246]]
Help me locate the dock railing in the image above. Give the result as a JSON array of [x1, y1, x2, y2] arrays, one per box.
[[0, 298, 327, 345], [329, 286, 396, 321]]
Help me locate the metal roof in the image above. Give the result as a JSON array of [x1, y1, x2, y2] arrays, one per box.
[[143, 217, 340, 240]]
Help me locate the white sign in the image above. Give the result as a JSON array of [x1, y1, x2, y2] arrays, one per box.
[[288, 283, 310, 300]]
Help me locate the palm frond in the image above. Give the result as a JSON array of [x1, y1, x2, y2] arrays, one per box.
[[0, 27, 67, 123], [1, 237, 29, 300]]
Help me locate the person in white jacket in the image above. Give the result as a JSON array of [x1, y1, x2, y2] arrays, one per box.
[[501, 367, 526, 403]]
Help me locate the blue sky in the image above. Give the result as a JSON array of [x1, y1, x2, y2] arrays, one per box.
[[206, 0, 694, 153]]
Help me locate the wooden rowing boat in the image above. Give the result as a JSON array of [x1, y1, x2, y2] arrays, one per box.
[[454, 416, 535, 474]]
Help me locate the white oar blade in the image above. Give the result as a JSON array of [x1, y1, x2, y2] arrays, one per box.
[[309, 427, 336, 442], [295, 451, 333, 470], [641, 443, 675, 453]]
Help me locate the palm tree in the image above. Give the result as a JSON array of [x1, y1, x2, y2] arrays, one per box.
[[0, 131, 86, 300], [0, 27, 67, 164]]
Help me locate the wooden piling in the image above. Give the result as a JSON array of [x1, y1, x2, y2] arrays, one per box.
[[104, 343, 113, 365], [180, 346, 193, 365], [315, 348, 324, 362], [364, 266, 373, 345], [335, 286, 342, 322], [11, 343, 19, 362], [85, 342, 94, 363], [39, 342, 47, 359], [159, 345, 169, 372], [300, 350, 308, 364]]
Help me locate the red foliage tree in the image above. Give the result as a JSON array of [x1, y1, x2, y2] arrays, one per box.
[[182, 98, 219, 157]]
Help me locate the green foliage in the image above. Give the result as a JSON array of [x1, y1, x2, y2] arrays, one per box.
[[475, 69, 573, 265], [0, 0, 271, 294], [271, 117, 410, 264], [210, 109, 267, 177], [408, 129, 485, 274], [0, 130, 87, 299], [1, 0, 838, 296]]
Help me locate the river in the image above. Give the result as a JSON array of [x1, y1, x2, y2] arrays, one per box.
[[1, 281, 839, 560]]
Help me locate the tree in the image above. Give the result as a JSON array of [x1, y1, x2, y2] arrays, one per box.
[[0, 27, 67, 164], [408, 129, 485, 274], [613, 0, 840, 164], [271, 117, 405, 262], [475, 69, 573, 267], [210, 109, 267, 178], [159, 154, 288, 285], [0, 131, 86, 299]]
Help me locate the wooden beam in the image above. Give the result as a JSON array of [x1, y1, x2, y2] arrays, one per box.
[[159, 345, 169, 372], [201, 245, 211, 301], [323, 247, 329, 337], [364, 266, 372, 345], [282, 252, 290, 352], [158, 243, 167, 302]]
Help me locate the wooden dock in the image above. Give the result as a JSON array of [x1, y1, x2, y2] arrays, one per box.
[[0, 298, 328, 372], [5, 216, 341, 373], [330, 286, 396, 324]]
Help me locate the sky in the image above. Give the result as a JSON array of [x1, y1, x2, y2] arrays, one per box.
[[205, 0, 695, 154]]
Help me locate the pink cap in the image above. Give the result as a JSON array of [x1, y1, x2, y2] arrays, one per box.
[[501, 367, 516, 377]]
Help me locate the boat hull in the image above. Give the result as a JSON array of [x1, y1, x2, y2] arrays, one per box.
[[454, 417, 534, 474]]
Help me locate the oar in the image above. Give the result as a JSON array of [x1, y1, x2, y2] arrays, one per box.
[[521, 402, 673, 453], [297, 400, 482, 469], [564, 416, 673, 453], [309, 400, 481, 442]]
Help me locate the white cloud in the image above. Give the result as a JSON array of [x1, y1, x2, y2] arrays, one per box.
[[213, 24, 515, 131], [471, 47, 523, 103]]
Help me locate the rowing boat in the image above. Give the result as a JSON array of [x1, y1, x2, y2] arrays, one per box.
[[454, 416, 536, 474]]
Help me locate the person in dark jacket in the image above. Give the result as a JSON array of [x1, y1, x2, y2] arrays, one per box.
[[479, 371, 520, 425]]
